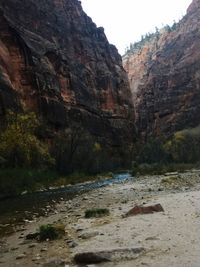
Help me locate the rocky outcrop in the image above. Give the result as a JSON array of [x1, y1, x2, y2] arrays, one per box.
[[123, 0, 200, 139], [0, 0, 134, 145]]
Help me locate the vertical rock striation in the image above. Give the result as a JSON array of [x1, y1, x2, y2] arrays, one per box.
[[123, 0, 200, 139], [0, 0, 134, 144]]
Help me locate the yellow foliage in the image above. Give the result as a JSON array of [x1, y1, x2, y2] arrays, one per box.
[[0, 111, 54, 168], [174, 132, 186, 142], [93, 142, 102, 152]]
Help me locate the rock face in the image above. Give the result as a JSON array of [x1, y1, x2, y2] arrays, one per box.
[[123, 0, 200, 139], [0, 0, 134, 144]]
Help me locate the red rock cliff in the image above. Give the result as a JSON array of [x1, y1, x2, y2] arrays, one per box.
[[123, 0, 200, 139], [0, 0, 134, 144]]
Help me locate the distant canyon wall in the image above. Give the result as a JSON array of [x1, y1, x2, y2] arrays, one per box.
[[123, 0, 200, 139]]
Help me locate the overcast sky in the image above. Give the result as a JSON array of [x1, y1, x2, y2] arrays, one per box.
[[81, 0, 192, 55]]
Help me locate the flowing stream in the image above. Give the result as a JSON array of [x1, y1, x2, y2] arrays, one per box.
[[0, 172, 132, 237]]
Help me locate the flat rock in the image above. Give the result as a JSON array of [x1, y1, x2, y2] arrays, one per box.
[[79, 231, 100, 239], [124, 203, 164, 217], [74, 247, 145, 264]]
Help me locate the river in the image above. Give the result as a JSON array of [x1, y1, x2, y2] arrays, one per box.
[[0, 172, 131, 237]]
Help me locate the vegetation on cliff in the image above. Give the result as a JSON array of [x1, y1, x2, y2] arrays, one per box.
[[124, 22, 180, 55]]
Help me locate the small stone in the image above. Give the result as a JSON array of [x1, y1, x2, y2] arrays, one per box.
[[158, 188, 163, 191], [68, 241, 78, 248], [11, 247, 19, 251], [79, 231, 100, 240], [41, 247, 48, 252], [16, 254, 26, 260], [28, 243, 37, 248], [32, 256, 41, 261]]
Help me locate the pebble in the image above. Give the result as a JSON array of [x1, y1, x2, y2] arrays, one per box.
[[78, 231, 100, 239], [41, 247, 48, 252], [11, 247, 19, 251], [68, 241, 78, 248], [32, 256, 41, 261], [28, 243, 37, 248], [16, 254, 26, 260]]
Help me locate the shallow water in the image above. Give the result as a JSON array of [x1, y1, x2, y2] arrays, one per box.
[[0, 172, 132, 237]]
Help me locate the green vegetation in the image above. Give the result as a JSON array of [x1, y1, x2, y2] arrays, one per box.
[[51, 125, 131, 175], [132, 126, 200, 176], [0, 111, 57, 196], [0, 110, 131, 197], [0, 169, 59, 196], [164, 127, 200, 163], [39, 224, 65, 241], [136, 138, 170, 164], [85, 208, 110, 218], [0, 111, 54, 168], [125, 22, 180, 55], [1, 109, 200, 197]]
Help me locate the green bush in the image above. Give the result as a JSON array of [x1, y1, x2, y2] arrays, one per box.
[[39, 224, 65, 241], [39, 224, 58, 241]]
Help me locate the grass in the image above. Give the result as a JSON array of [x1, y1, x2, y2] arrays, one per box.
[[85, 208, 110, 218]]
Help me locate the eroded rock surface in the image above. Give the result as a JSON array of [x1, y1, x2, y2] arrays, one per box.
[[123, 0, 200, 139], [0, 0, 134, 144]]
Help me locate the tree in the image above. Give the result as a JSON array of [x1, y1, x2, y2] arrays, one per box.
[[0, 111, 54, 168]]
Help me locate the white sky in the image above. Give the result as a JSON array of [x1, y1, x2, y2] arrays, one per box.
[[81, 0, 192, 55]]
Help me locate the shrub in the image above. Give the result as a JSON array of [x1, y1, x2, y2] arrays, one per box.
[[39, 224, 58, 241], [39, 224, 65, 241]]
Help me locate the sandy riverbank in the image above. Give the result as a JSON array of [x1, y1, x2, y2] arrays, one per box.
[[1, 170, 200, 267]]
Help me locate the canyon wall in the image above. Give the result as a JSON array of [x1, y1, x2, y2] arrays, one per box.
[[0, 0, 134, 145], [123, 0, 200, 139]]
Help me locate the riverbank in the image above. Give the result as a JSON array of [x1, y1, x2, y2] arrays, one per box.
[[1, 170, 200, 266]]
